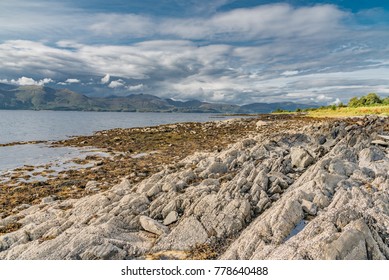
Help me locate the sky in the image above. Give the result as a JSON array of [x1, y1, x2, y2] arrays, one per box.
[[1, 0, 389, 105]]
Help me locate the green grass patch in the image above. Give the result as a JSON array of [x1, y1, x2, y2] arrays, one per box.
[[307, 105, 389, 118]]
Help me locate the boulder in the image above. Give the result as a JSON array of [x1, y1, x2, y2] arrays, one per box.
[[301, 199, 317, 216], [139, 216, 170, 236], [290, 147, 314, 168], [163, 211, 179, 226]]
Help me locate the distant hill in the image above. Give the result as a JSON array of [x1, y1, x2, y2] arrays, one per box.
[[0, 85, 316, 113]]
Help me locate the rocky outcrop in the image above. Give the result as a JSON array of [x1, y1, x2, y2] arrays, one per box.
[[0, 116, 388, 259]]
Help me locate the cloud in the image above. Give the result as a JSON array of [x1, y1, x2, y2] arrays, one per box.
[[1, 37, 389, 104], [1, 77, 54, 86], [0, 2, 347, 43], [316, 94, 333, 101], [281, 70, 299, 76], [65, 78, 80, 84], [108, 79, 125, 88], [158, 4, 345, 41], [331, 98, 342, 105], [88, 14, 155, 38], [0, 3, 389, 103], [101, 74, 110, 84], [127, 84, 144, 91]]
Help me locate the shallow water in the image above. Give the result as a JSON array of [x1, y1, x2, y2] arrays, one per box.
[[0, 143, 108, 174], [0, 110, 230, 144]]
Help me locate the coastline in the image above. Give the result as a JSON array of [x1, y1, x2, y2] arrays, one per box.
[[0, 115, 256, 222], [0, 114, 388, 260], [0, 114, 316, 228]]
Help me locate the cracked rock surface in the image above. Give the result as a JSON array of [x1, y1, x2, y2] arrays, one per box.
[[0, 116, 388, 259]]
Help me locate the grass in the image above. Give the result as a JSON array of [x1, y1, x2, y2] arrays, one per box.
[[307, 105, 389, 118]]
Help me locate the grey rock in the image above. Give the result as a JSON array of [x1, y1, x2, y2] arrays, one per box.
[[163, 211, 179, 225], [200, 162, 228, 177], [154, 216, 209, 251], [301, 199, 317, 216], [85, 181, 100, 192], [41, 196, 56, 204], [290, 147, 314, 168], [139, 216, 170, 236], [371, 140, 389, 147]]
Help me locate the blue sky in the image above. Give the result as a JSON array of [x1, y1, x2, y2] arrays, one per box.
[[1, 0, 389, 104]]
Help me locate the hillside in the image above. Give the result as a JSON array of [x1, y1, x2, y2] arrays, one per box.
[[0, 84, 315, 113]]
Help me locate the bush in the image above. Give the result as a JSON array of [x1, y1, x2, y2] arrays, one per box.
[[348, 97, 359, 107], [348, 93, 384, 107], [365, 93, 381, 105]]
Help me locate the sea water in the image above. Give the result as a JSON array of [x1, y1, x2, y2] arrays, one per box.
[[0, 110, 238, 173]]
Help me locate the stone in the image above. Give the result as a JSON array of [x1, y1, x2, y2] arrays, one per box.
[[13, 204, 31, 212], [371, 140, 389, 147], [377, 134, 389, 140], [256, 120, 267, 128], [301, 199, 317, 216], [163, 211, 179, 225], [200, 162, 228, 177], [139, 216, 170, 236], [85, 181, 100, 192], [41, 196, 56, 204], [290, 147, 314, 168], [359, 147, 385, 162], [154, 216, 209, 251]]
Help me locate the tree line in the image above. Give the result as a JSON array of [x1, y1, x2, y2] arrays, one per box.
[[273, 93, 389, 113]]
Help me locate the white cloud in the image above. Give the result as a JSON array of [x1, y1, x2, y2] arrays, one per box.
[[88, 14, 155, 38], [158, 4, 345, 41], [1, 38, 389, 103], [127, 84, 144, 91], [0, 2, 388, 104], [56, 40, 84, 49], [1, 76, 54, 86], [108, 79, 125, 88], [101, 74, 110, 84], [331, 98, 342, 105], [316, 94, 333, 101], [0, 2, 347, 43], [281, 70, 299, 76], [65, 78, 80, 84]]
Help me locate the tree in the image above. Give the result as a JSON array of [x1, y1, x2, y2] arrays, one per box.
[[348, 97, 360, 107], [365, 93, 381, 105]]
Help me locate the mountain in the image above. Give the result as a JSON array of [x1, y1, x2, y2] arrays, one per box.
[[0, 85, 316, 113], [0, 85, 99, 111]]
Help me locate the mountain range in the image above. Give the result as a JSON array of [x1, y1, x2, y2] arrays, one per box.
[[0, 83, 315, 113]]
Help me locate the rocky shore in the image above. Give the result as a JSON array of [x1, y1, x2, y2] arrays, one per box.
[[0, 114, 388, 259]]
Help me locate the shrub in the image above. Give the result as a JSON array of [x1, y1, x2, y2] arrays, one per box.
[[365, 93, 381, 105], [348, 93, 384, 107]]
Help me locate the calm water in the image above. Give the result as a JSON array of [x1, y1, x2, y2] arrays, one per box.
[[0, 110, 230, 144], [0, 110, 238, 173]]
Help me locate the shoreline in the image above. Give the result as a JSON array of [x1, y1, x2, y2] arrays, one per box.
[[0, 114, 318, 226], [1, 114, 388, 260], [0, 115, 257, 222]]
